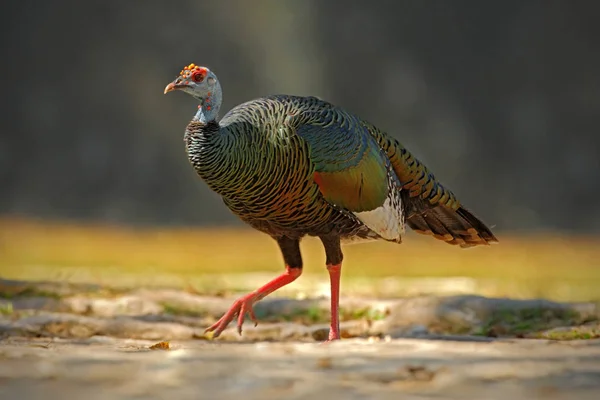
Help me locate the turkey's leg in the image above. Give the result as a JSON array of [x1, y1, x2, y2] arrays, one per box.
[[320, 235, 344, 341], [205, 236, 302, 338], [327, 263, 342, 340]]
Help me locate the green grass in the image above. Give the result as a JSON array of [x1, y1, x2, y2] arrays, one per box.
[[0, 287, 62, 300], [538, 328, 600, 340], [263, 306, 388, 325], [160, 302, 209, 318], [0, 302, 14, 316], [471, 307, 596, 338]]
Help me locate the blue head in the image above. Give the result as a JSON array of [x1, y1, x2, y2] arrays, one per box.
[[164, 64, 222, 122]]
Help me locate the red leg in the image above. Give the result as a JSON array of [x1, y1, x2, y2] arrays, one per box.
[[205, 265, 301, 338], [326, 263, 342, 341]]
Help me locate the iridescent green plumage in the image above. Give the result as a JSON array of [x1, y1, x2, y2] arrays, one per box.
[[184, 94, 496, 247], [291, 108, 390, 213]]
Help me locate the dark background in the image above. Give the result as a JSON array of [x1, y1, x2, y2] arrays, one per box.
[[2, 0, 599, 232]]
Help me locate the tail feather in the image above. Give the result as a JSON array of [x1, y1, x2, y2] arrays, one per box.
[[405, 196, 498, 248], [455, 207, 498, 245], [422, 212, 455, 241], [407, 214, 430, 233]]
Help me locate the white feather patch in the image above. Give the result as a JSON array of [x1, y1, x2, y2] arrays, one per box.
[[352, 166, 405, 242], [354, 196, 404, 241]]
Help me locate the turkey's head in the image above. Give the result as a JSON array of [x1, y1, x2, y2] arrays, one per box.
[[164, 64, 218, 101]]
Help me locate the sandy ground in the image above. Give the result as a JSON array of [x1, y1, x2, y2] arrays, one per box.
[[1, 278, 599, 399], [1, 336, 600, 400]]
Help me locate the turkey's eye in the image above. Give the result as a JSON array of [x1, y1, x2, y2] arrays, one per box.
[[192, 73, 204, 83]]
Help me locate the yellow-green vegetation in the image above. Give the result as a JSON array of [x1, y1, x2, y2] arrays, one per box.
[[0, 286, 62, 300], [1, 217, 599, 301], [536, 326, 600, 340], [264, 306, 387, 325], [472, 307, 589, 338], [0, 302, 14, 316], [160, 302, 205, 318]]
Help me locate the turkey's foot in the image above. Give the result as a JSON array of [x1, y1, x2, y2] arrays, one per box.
[[327, 327, 341, 342], [204, 265, 302, 338], [318, 326, 341, 345], [205, 292, 260, 338]]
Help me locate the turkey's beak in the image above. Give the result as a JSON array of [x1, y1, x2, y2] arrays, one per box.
[[163, 81, 178, 94], [164, 79, 190, 94]]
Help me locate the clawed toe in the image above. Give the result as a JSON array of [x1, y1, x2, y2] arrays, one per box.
[[205, 293, 259, 338]]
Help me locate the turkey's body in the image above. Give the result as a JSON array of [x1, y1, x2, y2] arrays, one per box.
[[184, 94, 495, 247], [165, 66, 497, 341], [184, 95, 371, 242]]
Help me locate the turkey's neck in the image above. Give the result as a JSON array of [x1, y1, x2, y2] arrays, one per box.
[[194, 87, 222, 124]]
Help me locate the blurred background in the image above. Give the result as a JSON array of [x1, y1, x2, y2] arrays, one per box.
[[1, 1, 599, 301]]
